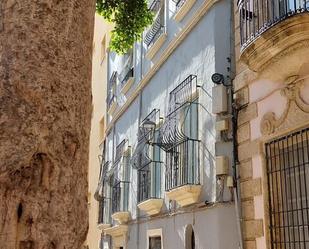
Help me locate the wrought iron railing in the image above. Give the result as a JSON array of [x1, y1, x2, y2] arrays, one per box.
[[107, 71, 117, 109], [239, 0, 309, 50], [149, 0, 161, 12], [115, 139, 128, 164], [165, 139, 200, 191], [121, 67, 134, 87], [265, 127, 309, 249], [138, 161, 162, 203], [111, 180, 130, 214], [168, 75, 197, 115], [107, 93, 116, 109], [144, 9, 164, 47], [158, 75, 198, 152], [98, 198, 111, 225], [173, 0, 187, 10], [99, 199, 111, 224]]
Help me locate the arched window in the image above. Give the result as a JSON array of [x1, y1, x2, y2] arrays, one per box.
[[185, 224, 195, 249]]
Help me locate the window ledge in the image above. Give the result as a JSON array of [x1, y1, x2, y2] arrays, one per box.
[[104, 225, 128, 248], [145, 33, 167, 60], [107, 100, 118, 116], [137, 198, 164, 216], [112, 211, 131, 225], [174, 0, 196, 22], [165, 185, 201, 207], [121, 77, 135, 95], [97, 223, 111, 231]]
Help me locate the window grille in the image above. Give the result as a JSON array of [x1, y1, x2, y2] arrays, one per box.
[[173, 0, 187, 10], [265, 127, 309, 249], [131, 109, 162, 203], [149, 0, 161, 12], [107, 71, 117, 108], [158, 75, 200, 191], [121, 67, 134, 87], [110, 139, 131, 214], [144, 5, 164, 48]]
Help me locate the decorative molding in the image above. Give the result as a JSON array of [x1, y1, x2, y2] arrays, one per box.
[[261, 76, 309, 136], [137, 198, 164, 216], [107, 99, 118, 116], [120, 77, 134, 95], [165, 185, 202, 207], [112, 211, 131, 225], [104, 225, 128, 248], [145, 33, 167, 60], [97, 223, 111, 230], [174, 0, 197, 22]]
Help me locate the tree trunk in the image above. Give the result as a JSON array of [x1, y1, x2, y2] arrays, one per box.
[[0, 1, 95, 248]]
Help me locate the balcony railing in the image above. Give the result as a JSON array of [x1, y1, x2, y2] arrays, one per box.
[[107, 93, 116, 109], [98, 198, 111, 225], [138, 161, 162, 203], [112, 180, 130, 214], [165, 139, 200, 191], [144, 10, 164, 47], [239, 0, 309, 50], [173, 0, 187, 10], [121, 67, 134, 87], [149, 0, 161, 12], [107, 71, 117, 109]]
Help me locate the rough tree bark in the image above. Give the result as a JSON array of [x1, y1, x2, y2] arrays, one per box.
[[0, 0, 95, 248]]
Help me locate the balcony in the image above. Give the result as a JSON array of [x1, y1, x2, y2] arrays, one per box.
[[97, 198, 111, 230], [107, 71, 118, 115], [137, 162, 163, 216], [164, 139, 201, 207], [239, 0, 309, 72], [157, 75, 201, 207], [111, 180, 130, 224], [104, 225, 128, 248], [120, 67, 134, 95], [144, 7, 166, 60], [173, 0, 196, 22]]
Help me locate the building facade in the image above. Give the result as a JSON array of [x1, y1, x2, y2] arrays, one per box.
[[234, 0, 309, 249], [96, 1, 241, 249], [85, 14, 113, 249]]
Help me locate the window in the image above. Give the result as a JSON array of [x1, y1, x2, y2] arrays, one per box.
[[265, 127, 309, 249], [147, 229, 163, 249], [149, 236, 162, 249], [133, 109, 162, 203], [110, 140, 131, 214]]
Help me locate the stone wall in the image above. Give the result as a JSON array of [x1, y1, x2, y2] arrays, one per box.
[[233, 1, 309, 249]]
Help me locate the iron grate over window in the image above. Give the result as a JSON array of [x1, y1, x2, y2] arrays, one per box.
[[265, 127, 309, 249]]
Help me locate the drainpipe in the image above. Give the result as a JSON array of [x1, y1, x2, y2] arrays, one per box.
[[229, 0, 244, 249]]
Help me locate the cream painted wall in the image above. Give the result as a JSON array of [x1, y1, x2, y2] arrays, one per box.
[[86, 14, 113, 249]]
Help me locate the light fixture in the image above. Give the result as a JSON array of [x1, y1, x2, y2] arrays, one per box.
[[211, 73, 225, 85], [142, 119, 156, 130]]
